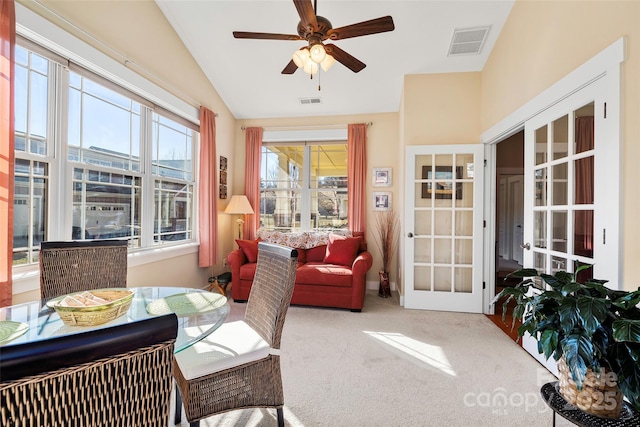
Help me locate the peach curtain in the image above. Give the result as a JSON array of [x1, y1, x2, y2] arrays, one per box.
[[347, 123, 367, 234], [244, 127, 262, 240], [574, 116, 594, 257], [198, 107, 218, 267], [1, 0, 15, 306]]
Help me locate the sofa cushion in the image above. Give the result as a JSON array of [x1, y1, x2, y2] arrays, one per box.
[[236, 239, 261, 263], [306, 245, 327, 262], [324, 233, 362, 266], [296, 247, 307, 264], [296, 263, 353, 287], [239, 263, 258, 280]]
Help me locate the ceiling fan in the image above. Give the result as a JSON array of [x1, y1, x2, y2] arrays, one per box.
[[232, 0, 395, 75]]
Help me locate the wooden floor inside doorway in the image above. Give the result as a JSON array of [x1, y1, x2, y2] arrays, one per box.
[[486, 305, 520, 343], [487, 256, 523, 343]]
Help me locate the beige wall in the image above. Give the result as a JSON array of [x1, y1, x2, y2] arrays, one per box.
[[482, 0, 640, 291], [403, 73, 482, 147]]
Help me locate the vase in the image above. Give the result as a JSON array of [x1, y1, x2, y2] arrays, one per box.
[[557, 357, 623, 418], [378, 271, 391, 298]]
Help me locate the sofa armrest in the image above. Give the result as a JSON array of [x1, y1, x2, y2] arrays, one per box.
[[350, 251, 373, 310], [227, 249, 247, 291]]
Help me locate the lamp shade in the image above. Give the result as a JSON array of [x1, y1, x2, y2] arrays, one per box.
[[224, 195, 254, 215], [320, 54, 336, 72], [309, 43, 326, 63], [292, 48, 310, 68]]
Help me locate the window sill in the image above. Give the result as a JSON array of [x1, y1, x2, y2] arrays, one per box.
[[12, 242, 200, 296]]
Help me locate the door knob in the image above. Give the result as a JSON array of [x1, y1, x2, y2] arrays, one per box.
[[520, 242, 531, 250], [407, 232, 414, 238]]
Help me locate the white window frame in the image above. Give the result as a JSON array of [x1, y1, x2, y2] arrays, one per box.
[[260, 141, 348, 232], [13, 4, 202, 294]]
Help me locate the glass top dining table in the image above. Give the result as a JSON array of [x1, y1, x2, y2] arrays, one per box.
[[0, 287, 230, 353]]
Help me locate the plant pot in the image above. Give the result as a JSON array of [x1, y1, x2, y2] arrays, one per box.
[[378, 271, 391, 298], [557, 357, 623, 419]]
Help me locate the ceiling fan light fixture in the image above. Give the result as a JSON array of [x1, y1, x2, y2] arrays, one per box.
[[303, 60, 319, 75], [292, 48, 310, 68], [320, 54, 335, 72], [309, 43, 327, 63]]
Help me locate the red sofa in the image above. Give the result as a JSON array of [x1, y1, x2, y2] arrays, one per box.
[[227, 231, 373, 312]]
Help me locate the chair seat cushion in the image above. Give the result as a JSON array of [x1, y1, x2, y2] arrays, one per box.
[[175, 320, 270, 381]]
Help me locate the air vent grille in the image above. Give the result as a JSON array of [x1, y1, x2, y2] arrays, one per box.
[[448, 26, 491, 56], [299, 97, 322, 105]]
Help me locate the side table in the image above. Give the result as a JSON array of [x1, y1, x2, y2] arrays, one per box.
[[540, 382, 640, 427], [208, 272, 232, 296]]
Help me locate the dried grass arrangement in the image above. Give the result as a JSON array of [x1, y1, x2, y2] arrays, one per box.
[[374, 209, 399, 297]]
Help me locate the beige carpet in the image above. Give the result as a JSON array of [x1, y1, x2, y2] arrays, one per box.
[[173, 291, 573, 427]]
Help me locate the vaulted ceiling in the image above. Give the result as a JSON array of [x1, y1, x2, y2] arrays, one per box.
[[155, 0, 515, 120]]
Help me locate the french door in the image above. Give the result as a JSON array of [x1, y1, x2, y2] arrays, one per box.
[[521, 78, 619, 370], [404, 145, 484, 313]]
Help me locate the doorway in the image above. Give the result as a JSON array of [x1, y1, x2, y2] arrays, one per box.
[[495, 132, 524, 288], [488, 131, 524, 341]]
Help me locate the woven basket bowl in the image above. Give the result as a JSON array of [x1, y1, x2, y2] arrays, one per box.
[[53, 289, 134, 327], [557, 357, 623, 419]]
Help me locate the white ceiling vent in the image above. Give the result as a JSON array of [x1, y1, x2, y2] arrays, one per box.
[[448, 26, 491, 56], [299, 97, 322, 105]]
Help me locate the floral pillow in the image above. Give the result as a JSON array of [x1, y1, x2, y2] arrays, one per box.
[[303, 230, 352, 249], [257, 230, 307, 248], [256, 229, 353, 250]]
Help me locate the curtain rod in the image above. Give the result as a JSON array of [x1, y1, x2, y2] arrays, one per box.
[[241, 122, 372, 131]]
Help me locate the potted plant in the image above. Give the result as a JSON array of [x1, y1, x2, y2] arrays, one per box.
[[373, 209, 399, 298], [494, 263, 640, 417]]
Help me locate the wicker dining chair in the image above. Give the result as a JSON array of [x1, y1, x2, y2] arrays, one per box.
[[39, 239, 128, 300], [0, 313, 178, 427], [174, 242, 299, 427]]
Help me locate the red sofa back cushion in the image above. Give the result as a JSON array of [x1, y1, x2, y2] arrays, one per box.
[[236, 238, 261, 263], [323, 233, 362, 266], [306, 245, 326, 263]]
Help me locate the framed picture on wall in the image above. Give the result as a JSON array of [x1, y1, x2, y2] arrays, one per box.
[[219, 156, 228, 199], [373, 192, 392, 211], [372, 167, 392, 187]]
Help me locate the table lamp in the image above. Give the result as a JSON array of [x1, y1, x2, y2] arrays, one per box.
[[224, 195, 254, 240]]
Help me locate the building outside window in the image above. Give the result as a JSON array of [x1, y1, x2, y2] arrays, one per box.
[[12, 41, 198, 268], [260, 143, 347, 231]]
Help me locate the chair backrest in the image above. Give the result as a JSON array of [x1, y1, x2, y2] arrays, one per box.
[[244, 242, 298, 350], [40, 239, 128, 299], [0, 314, 178, 427]]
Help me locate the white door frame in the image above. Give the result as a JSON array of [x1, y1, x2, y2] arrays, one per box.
[[482, 38, 624, 314]]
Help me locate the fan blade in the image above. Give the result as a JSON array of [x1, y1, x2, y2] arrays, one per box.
[[293, 0, 318, 32], [324, 44, 366, 73], [233, 31, 303, 41], [326, 16, 395, 41], [282, 59, 299, 74]]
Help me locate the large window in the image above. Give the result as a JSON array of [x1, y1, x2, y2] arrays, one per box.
[[260, 143, 347, 231], [13, 45, 51, 265], [13, 42, 198, 267]]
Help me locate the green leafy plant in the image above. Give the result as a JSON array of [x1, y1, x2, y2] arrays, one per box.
[[493, 263, 640, 410]]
